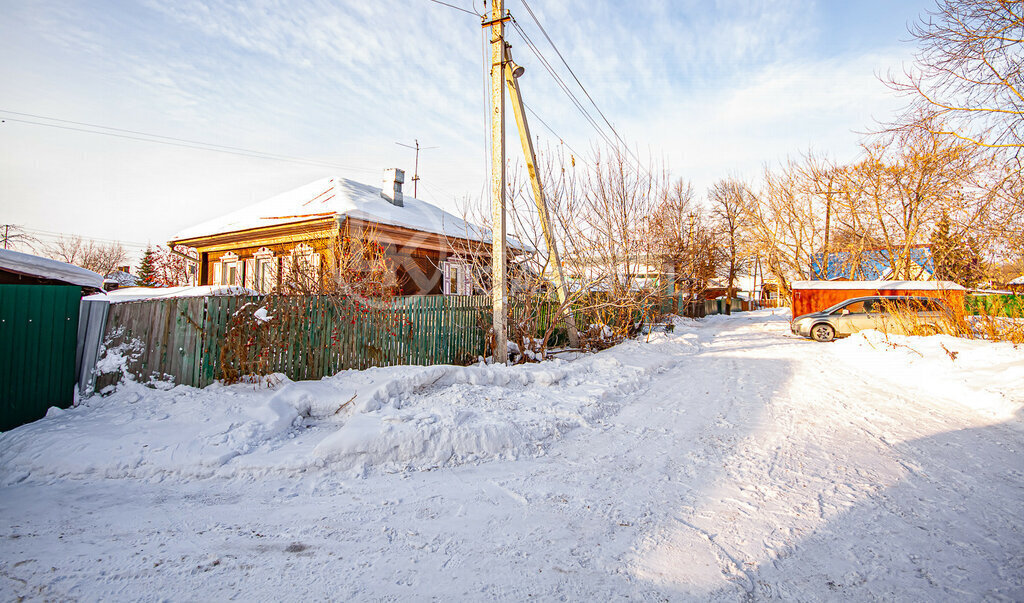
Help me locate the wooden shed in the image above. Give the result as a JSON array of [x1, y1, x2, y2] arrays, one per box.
[[790, 280, 966, 318]]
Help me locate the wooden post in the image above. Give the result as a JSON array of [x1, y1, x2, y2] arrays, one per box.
[[503, 48, 580, 348]]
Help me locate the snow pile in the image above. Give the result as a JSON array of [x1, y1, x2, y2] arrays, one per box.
[[0, 248, 103, 289], [0, 333, 696, 482], [85, 285, 258, 302], [1, 310, 1021, 601], [834, 330, 1024, 423]]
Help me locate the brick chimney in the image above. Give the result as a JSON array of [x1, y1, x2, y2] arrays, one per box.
[[381, 168, 405, 207]]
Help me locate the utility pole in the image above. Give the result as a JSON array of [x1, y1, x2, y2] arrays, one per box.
[[485, 0, 509, 364], [395, 139, 437, 198]]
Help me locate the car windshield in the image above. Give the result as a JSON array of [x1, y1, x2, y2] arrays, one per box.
[[820, 296, 945, 316], [824, 298, 876, 315]]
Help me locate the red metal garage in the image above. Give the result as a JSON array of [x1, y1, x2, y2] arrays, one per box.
[[790, 280, 966, 318]]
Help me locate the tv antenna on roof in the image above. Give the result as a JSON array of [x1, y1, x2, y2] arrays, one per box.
[[395, 139, 438, 198]]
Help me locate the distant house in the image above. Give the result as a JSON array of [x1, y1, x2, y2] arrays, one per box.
[[103, 267, 138, 291], [0, 248, 103, 293], [810, 246, 934, 281], [169, 170, 524, 296]]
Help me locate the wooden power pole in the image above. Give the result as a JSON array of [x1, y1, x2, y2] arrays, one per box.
[[503, 47, 580, 348], [486, 0, 509, 364]]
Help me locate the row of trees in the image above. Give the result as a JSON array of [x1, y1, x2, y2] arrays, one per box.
[[493, 0, 1022, 323], [0, 226, 196, 288]]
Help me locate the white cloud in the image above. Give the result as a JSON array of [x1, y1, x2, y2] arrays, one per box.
[[626, 49, 914, 193], [0, 0, 925, 255]]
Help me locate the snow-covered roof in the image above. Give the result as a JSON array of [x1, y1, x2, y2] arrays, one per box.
[[85, 285, 258, 303], [104, 270, 138, 287], [1009, 275, 1024, 286], [0, 248, 103, 289], [791, 280, 966, 291], [171, 176, 524, 249]]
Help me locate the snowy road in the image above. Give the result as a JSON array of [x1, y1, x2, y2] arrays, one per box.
[[1, 310, 1022, 600]]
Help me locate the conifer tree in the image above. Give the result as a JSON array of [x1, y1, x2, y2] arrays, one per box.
[[137, 246, 159, 287], [930, 213, 983, 287]]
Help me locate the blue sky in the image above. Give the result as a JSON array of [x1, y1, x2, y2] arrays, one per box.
[[0, 0, 935, 260]]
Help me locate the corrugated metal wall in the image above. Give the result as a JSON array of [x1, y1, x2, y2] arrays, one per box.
[[0, 285, 82, 431]]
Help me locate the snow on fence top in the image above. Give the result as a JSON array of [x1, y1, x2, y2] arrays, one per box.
[[85, 285, 258, 303], [791, 280, 966, 291], [0, 248, 103, 289], [171, 176, 529, 250]]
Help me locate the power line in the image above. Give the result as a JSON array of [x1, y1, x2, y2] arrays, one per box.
[[21, 227, 151, 249], [0, 111, 377, 174], [516, 0, 639, 163], [423, 0, 481, 16], [519, 100, 592, 169], [508, 19, 617, 151]]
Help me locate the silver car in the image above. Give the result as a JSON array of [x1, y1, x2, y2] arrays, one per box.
[[790, 295, 949, 342]]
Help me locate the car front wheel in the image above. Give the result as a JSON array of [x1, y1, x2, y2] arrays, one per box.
[[810, 323, 835, 342]]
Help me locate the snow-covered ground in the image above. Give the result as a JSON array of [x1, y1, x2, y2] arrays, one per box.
[[1, 310, 1022, 600]]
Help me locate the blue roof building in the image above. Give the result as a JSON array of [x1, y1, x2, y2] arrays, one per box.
[[810, 246, 934, 280]]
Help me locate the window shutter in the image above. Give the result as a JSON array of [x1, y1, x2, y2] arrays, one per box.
[[461, 264, 472, 295], [442, 262, 451, 295], [244, 259, 255, 289], [268, 258, 280, 292], [280, 256, 292, 291], [213, 262, 222, 286]]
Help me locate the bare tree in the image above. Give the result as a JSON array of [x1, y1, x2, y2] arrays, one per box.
[[885, 0, 1023, 159], [845, 124, 998, 279], [708, 178, 752, 314], [0, 225, 38, 251], [743, 157, 831, 298], [46, 235, 128, 276], [647, 183, 723, 307]]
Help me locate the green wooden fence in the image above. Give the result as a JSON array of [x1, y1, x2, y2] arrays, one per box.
[[966, 294, 1024, 318], [97, 292, 748, 391], [100, 295, 507, 389], [0, 285, 81, 431]]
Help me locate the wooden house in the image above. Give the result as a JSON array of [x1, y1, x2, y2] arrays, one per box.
[[169, 170, 522, 296]]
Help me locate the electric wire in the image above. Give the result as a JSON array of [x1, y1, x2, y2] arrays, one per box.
[[20, 227, 151, 250], [423, 0, 481, 16], [508, 6, 657, 188], [0, 113, 377, 174], [508, 19, 617, 151], [520, 100, 592, 169], [517, 0, 641, 165]]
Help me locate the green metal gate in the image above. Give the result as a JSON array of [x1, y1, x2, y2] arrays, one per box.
[[0, 285, 82, 431]]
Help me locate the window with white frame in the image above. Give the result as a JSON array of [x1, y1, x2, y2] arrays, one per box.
[[218, 253, 240, 286], [289, 244, 321, 291], [253, 248, 276, 293], [442, 260, 471, 295]]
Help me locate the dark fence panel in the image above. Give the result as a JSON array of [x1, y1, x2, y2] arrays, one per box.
[[0, 285, 81, 431]]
